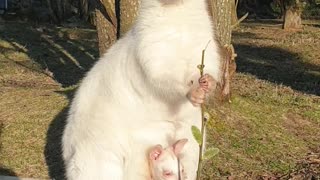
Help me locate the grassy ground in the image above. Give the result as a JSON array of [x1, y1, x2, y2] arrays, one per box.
[[0, 20, 319, 179], [0, 21, 97, 179]]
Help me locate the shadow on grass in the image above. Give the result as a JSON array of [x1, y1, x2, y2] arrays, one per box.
[[44, 106, 69, 180], [232, 31, 275, 41], [0, 168, 16, 176], [0, 21, 99, 179], [0, 21, 98, 87], [242, 19, 283, 27], [235, 43, 320, 96], [307, 23, 320, 28], [44, 87, 77, 179]]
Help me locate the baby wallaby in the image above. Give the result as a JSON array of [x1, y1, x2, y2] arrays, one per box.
[[149, 139, 188, 180]]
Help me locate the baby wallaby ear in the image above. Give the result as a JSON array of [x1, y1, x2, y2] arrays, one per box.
[[172, 139, 188, 156], [149, 145, 163, 161]]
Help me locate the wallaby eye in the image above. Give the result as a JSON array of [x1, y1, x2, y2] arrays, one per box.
[[163, 170, 173, 177]]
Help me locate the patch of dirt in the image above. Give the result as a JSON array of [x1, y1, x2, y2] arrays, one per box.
[[224, 151, 320, 180], [280, 150, 320, 180], [283, 113, 312, 129], [282, 112, 320, 144]]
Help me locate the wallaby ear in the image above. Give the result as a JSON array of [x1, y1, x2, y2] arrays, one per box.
[[149, 145, 163, 161], [172, 139, 188, 155]]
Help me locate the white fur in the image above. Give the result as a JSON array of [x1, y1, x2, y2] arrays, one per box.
[[62, 0, 221, 179]]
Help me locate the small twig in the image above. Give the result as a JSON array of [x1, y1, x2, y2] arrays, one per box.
[[235, 0, 239, 11], [178, 157, 182, 180], [231, 12, 249, 29], [197, 40, 211, 76], [195, 41, 211, 180]]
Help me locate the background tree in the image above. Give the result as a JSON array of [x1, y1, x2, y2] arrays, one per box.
[[95, 0, 117, 55], [208, 0, 237, 101], [46, 0, 73, 23], [283, 0, 303, 29], [209, 0, 233, 46], [231, 0, 239, 25], [119, 0, 140, 36], [79, 0, 89, 20], [94, 0, 140, 54]]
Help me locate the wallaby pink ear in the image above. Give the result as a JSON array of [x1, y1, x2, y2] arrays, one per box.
[[172, 139, 188, 155], [149, 145, 163, 161]]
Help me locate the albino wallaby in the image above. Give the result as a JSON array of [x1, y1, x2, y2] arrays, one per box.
[[149, 139, 188, 180], [62, 0, 221, 179]]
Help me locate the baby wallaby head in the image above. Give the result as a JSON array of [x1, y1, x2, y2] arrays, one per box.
[[149, 139, 188, 180]]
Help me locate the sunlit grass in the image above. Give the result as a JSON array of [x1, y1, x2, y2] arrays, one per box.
[[0, 21, 319, 179]]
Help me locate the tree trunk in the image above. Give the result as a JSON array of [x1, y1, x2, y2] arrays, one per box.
[[94, 0, 141, 55], [283, 1, 302, 30], [46, 0, 72, 23], [283, 8, 302, 29], [19, 0, 33, 18], [279, 0, 286, 18], [231, 0, 238, 26], [210, 0, 233, 46], [209, 0, 236, 101], [56, 0, 63, 21], [79, 0, 89, 20], [119, 0, 141, 37], [95, 0, 117, 55], [46, 0, 59, 23]]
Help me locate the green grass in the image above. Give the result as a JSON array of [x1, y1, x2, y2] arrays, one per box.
[[204, 21, 320, 179], [0, 21, 319, 179]]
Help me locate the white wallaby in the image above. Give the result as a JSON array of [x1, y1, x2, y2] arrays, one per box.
[[149, 139, 188, 180], [62, 0, 221, 179]]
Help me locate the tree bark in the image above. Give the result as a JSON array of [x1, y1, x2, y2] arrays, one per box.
[[283, 0, 302, 30], [231, 0, 238, 26], [46, 0, 59, 23], [56, 0, 63, 21], [209, 0, 236, 101], [210, 0, 233, 46], [94, 0, 141, 55], [95, 0, 117, 55], [283, 8, 302, 29], [279, 0, 286, 18], [119, 0, 141, 36], [46, 0, 72, 23], [79, 0, 89, 20]]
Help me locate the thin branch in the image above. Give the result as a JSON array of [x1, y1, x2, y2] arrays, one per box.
[[231, 13, 249, 29], [231, 12, 249, 29], [195, 41, 211, 180]]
